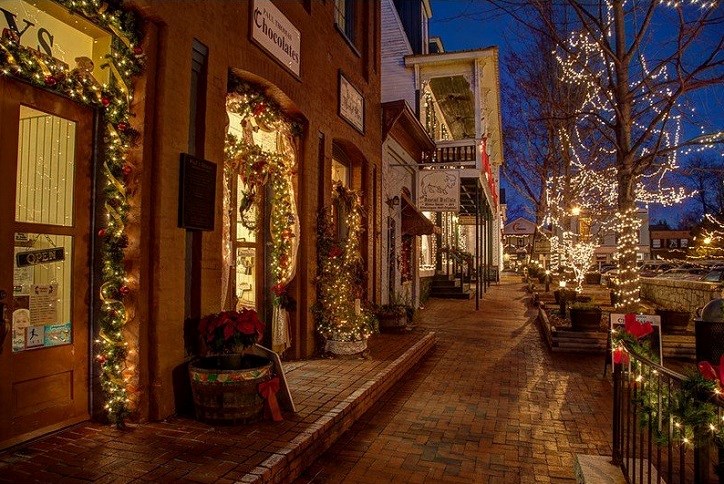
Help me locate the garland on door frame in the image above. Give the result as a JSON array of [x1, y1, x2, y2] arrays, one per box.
[[225, 80, 302, 306], [0, 0, 144, 426], [314, 184, 378, 343]]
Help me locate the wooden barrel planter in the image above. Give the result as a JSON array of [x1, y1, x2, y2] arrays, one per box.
[[570, 307, 602, 332], [189, 354, 272, 424], [655, 308, 691, 335]]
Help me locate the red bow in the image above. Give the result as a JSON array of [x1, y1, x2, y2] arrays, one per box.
[[613, 347, 630, 365], [698, 355, 724, 386], [624, 314, 653, 339], [258, 377, 283, 422]]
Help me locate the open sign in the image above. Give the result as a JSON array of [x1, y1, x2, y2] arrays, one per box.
[[16, 248, 65, 267]]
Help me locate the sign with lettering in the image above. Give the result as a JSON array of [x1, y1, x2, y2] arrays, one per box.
[[458, 216, 476, 225], [179, 153, 217, 231], [0, 0, 97, 63], [251, 0, 301, 77], [417, 170, 460, 212], [339, 73, 364, 133], [16, 247, 65, 268]]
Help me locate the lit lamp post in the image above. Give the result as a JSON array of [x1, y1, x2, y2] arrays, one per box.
[[545, 270, 551, 292], [559, 280, 568, 317]]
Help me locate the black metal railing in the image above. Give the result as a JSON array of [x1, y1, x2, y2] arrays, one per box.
[[613, 342, 723, 483]]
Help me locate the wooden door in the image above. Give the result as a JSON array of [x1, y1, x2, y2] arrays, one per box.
[[0, 77, 93, 449]]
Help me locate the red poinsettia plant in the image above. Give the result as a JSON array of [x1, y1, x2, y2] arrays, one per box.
[[199, 309, 264, 354]]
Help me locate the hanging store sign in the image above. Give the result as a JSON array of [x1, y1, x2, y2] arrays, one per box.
[[458, 216, 476, 225], [339, 72, 364, 133], [417, 170, 460, 212], [16, 247, 65, 267], [251, 0, 301, 77]]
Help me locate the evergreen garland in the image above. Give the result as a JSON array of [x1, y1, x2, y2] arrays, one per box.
[[0, 0, 144, 426]]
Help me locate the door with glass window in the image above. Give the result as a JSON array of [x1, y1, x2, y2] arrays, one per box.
[[0, 78, 93, 448]]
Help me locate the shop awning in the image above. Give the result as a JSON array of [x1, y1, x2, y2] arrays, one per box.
[[401, 192, 439, 236]]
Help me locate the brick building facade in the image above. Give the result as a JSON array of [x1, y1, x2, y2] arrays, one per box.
[[1, 0, 382, 447]]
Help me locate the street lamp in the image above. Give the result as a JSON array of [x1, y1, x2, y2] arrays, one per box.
[[559, 280, 568, 316], [545, 270, 551, 292]]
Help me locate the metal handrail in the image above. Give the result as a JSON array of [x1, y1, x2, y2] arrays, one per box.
[[612, 340, 723, 483]]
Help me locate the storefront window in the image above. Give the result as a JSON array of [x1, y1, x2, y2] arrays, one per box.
[[13, 233, 73, 352], [332, 159, 349, 187]]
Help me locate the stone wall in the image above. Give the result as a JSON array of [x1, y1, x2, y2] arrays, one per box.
[[641, 277, 723, 312]]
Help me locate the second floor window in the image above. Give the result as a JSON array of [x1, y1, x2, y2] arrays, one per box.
[[335, 0, 355, 44]]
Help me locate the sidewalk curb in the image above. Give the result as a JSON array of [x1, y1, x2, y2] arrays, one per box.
[[243, 331, 438, 483]]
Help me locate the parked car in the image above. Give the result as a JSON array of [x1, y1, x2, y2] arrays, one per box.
[[599, 264, 617, 274], [639, 262, 674, 277], [701, 269, 724, 283], [658, 267, 709, 280]]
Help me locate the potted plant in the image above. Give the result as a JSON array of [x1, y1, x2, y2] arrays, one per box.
[[189, 309, 273, 424], [569, 302, 603, 332], [376, 303, 407, 330], [655, 305, 691, 334]]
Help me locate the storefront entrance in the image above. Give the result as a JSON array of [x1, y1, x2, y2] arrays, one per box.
[[0, 78, 93, 449]]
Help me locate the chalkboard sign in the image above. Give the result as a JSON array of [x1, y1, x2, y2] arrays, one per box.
[[179, 153, 217, 231]]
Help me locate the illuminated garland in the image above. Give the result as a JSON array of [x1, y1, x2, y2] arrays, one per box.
[[225, 81, 301, 305], [314, 184, 377, 343], [612, 329, 724, 450], [0, 1, 144, 425]]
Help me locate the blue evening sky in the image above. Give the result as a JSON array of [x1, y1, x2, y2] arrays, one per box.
[[429, 0, 723, 227]]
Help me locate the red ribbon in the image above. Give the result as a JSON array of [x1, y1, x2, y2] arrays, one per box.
[[613, 347, 630, 365], [698, 355, 724, 386], [258, 377, 283, 422]]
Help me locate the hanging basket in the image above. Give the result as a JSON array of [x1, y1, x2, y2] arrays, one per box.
[[189, 354, 273, 424]]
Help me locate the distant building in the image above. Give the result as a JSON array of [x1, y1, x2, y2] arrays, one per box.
[[650, 226, 692, 260], [502, 218, 551, 269]]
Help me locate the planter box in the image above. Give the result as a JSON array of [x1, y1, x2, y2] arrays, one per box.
[[325, 338, 368, 356], [570, 307, 602, 332], [378, 313, 407, 331], [189, 354, 272, 424], [655, 308, 691, 335]]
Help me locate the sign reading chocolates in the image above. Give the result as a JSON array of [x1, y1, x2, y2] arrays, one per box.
[[251, 0, 301, 77]]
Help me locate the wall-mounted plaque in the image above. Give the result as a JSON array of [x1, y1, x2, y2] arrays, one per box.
[[339, 72, 364, 133], [179, 153, 217, 231]]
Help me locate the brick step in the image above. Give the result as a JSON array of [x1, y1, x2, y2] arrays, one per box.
[[431, 279, 461, 289], [245, 332, 438, 483], [429, 290, 473, 300]]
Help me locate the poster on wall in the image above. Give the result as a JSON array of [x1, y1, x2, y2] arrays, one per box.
[[417, 170, 460, 212]]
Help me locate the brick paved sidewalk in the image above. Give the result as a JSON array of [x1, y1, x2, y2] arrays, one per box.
[[0, 331, 435, 483], [296, 274, 613, 483]]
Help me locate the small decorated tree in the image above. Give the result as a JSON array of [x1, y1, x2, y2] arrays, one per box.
[[314, 184, 377, 354]]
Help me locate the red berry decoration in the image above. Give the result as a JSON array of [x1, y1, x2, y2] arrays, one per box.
[[44, 75, 57, 86], [133, 46, 143, 55], [101, 97, 111, 107], [119, 285, 131, 296], [122, 165, 133, 176], [117, 122, 128, 132], [98, 228, 107, 238], [96, 354, 107, 364], [252, 102, 266, 116]]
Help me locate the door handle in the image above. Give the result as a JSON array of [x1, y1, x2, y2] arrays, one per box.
[[0, 303, 8, 353]]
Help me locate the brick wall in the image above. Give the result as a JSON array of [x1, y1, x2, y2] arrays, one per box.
[[129, 0, 382, 420]]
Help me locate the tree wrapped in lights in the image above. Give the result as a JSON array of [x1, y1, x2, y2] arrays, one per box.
[[565, 240, 598, 292], [314, 184, 377, 345], [489, 0, 722, 309], [1, 0, 144, 425]]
